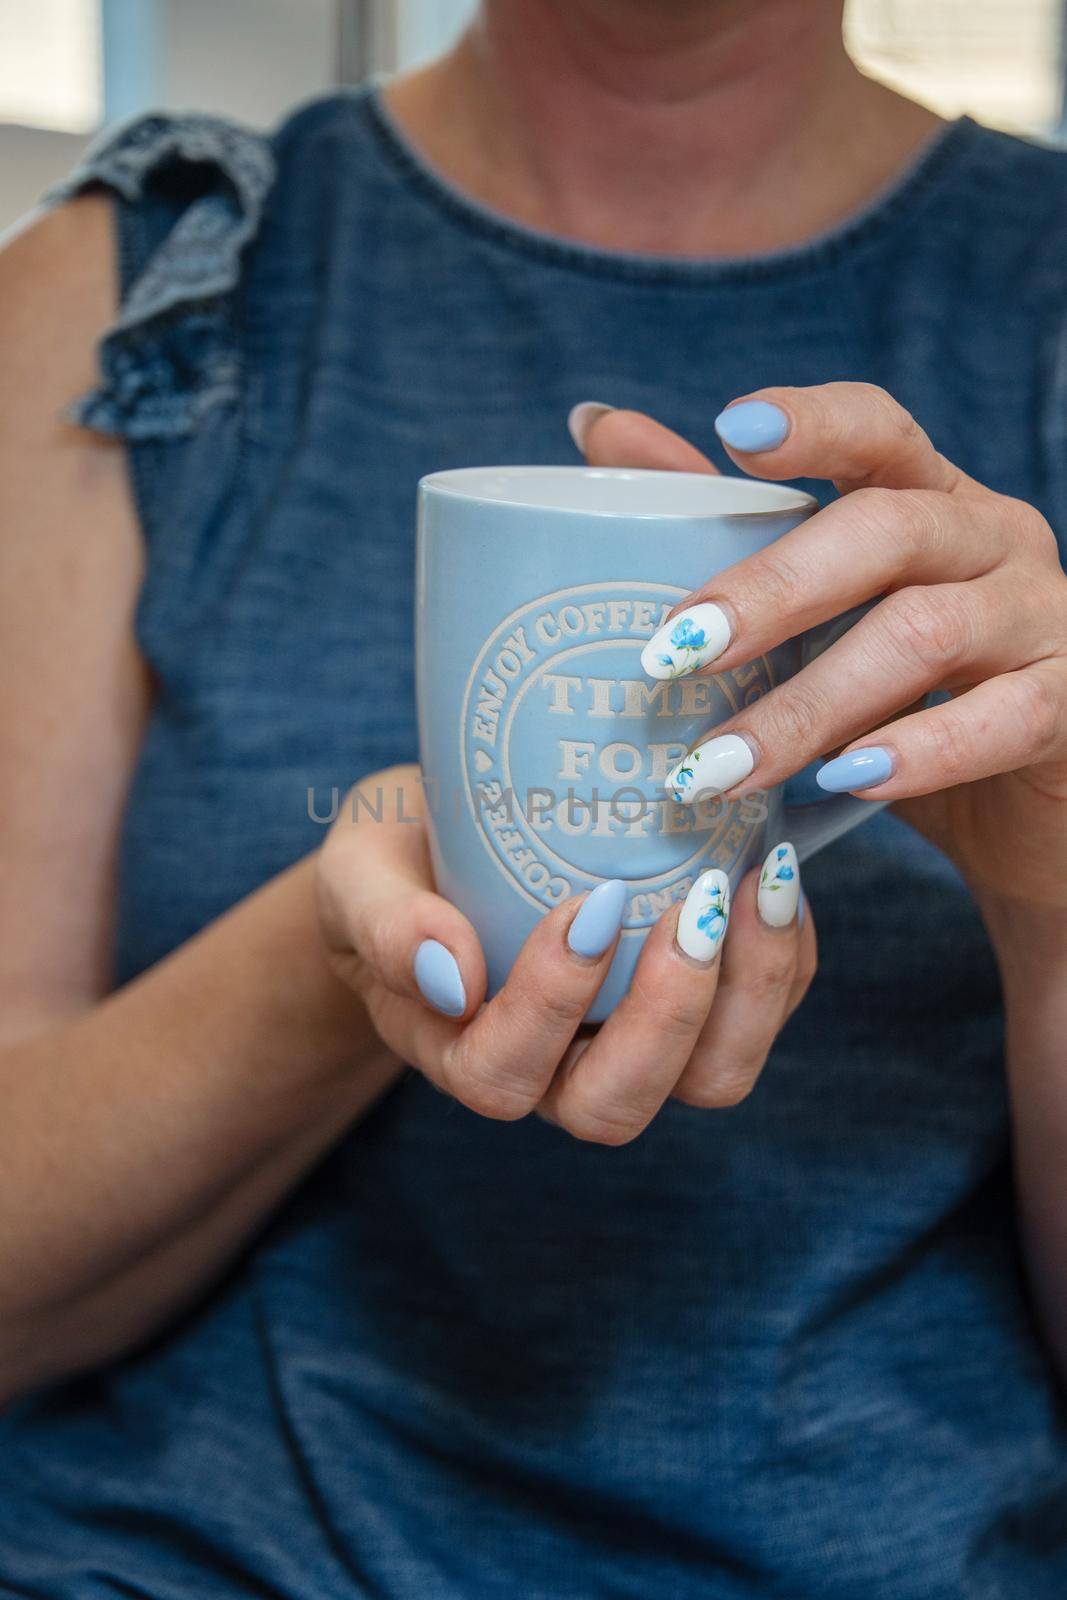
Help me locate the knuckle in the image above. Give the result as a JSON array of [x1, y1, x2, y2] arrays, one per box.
[[1013, 671, 1063, 755], [1032, 515, 1062, 565], [745, 548, 806, 617], [629, 984, 709, 1041], [676, 1063, 760, 1110], [527, 984, 591, 1031], [851, 382, 921, 444], [561, 1102, 647, 1147], [504, 950, 592, 1033], [646, 985, 713, 1036], [886, 490, 945, 561], [880, 388, 922, 442], [739, 957, 796, 1011], [1005, 494, 1057, 555], [758, 678, 834, 753], [846, 485, 942, 564], [828, 387, 928, 490], [846, 485, 897, 534], [850, 379, 890, 406], [879, 585, 977, 673], [442, 1039, 541, 1121], [918, 708, 975, 785], [449, 1071, 538, 1122]]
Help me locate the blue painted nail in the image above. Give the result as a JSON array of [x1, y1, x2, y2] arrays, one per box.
[[816, 746, 894, 794], [414, 939, 466, 1016], [567, 879, 627, 959], [714, 400, 790, 453]]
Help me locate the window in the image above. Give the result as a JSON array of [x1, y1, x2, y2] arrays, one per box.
[[0, 0, 102, 133], [846, 0, 1065, 136]]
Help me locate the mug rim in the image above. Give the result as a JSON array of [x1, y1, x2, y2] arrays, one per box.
[[419, 465, 818, 521]]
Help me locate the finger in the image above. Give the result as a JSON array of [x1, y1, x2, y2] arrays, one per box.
[[438, 880, 629, 1120], [713, 381, 973, 495], [568, 403, 720, 474], [666, 572, 1044, 801], [648, 487, 1014, 683], [318, 764, 487, 1017], [789, 896, 818, 1010], [674, 850, 810, 1108], [539, 870, 730, 1144], [808, 662, 1067, 801]]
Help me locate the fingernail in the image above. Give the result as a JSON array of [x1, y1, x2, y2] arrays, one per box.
[[816, 746, 894, 793], [677, 869, 731, 962], [797, 893, 807, 929], [757, 841, 800, 928], [640, 602, 731, 681], [714, 400, 790, 453], [567, 400, 615, 453], [414, 939, 466, 1016], [666, 733, 755, 805], [567, 878, 627, 959]]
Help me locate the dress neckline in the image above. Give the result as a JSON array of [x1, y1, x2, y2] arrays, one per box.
[[358, 80, 979, 287]]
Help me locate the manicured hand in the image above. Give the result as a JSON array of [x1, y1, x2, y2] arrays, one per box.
[[571, 387, 1067, 922], [315, 765, 815, 1142]]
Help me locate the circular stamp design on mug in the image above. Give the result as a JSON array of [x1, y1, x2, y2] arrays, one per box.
[[460, 583, 775, 929]]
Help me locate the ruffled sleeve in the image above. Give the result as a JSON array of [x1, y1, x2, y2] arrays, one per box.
[[45, 113, 276, 440]]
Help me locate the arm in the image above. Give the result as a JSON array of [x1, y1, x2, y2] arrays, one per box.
[[984, 899, 1067, 1375], [1, 856, 399, 1400], [0, 200, 398, 1403]]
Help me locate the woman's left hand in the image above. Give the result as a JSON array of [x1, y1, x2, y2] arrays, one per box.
[[573, 384, 1067, 926]]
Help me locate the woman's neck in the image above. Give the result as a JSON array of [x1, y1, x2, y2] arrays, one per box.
[[383, 0, 942, 257]]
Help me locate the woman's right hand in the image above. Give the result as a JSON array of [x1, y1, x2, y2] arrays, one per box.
[[316, 764, 816, 1144]]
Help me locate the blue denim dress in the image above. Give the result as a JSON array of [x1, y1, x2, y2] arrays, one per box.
[[1, 87, 1067, 1598]]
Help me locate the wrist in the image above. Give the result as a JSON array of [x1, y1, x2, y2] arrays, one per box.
[[977, 891, 1067, 1002], [266, 854, 384, 1081], [186, 853, 383, 1095]]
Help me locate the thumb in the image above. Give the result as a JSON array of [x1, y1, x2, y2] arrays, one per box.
[[316, 764, 487, 1019]]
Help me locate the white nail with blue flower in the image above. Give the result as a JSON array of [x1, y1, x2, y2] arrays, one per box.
[[641, 603, 731, 681], [677, 868, 732, 962], [666, 733, 754, 805], [757, 841, 800, 928]]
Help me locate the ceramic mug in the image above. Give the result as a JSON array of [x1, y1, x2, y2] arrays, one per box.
[[416, 466, 878, 1021]]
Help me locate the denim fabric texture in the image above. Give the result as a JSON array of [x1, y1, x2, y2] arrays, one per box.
[[1, 87, 1067, 1598]]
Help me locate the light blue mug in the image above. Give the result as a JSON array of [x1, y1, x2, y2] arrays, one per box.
[[416, 466, 877, 1021]]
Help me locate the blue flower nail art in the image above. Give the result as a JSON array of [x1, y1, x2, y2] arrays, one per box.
[[671, 617, 707, 652], [640, 603, 731, 683], [696, 886, 727, 942], [760, 849, 796, 894], [668, 749, 701, 802], [678, 868, 732, 960], [666, 735, 754, 808], [757, 842, 801, 928]]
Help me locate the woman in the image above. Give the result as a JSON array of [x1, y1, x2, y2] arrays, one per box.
[[0, 0, 1065, 1592]]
